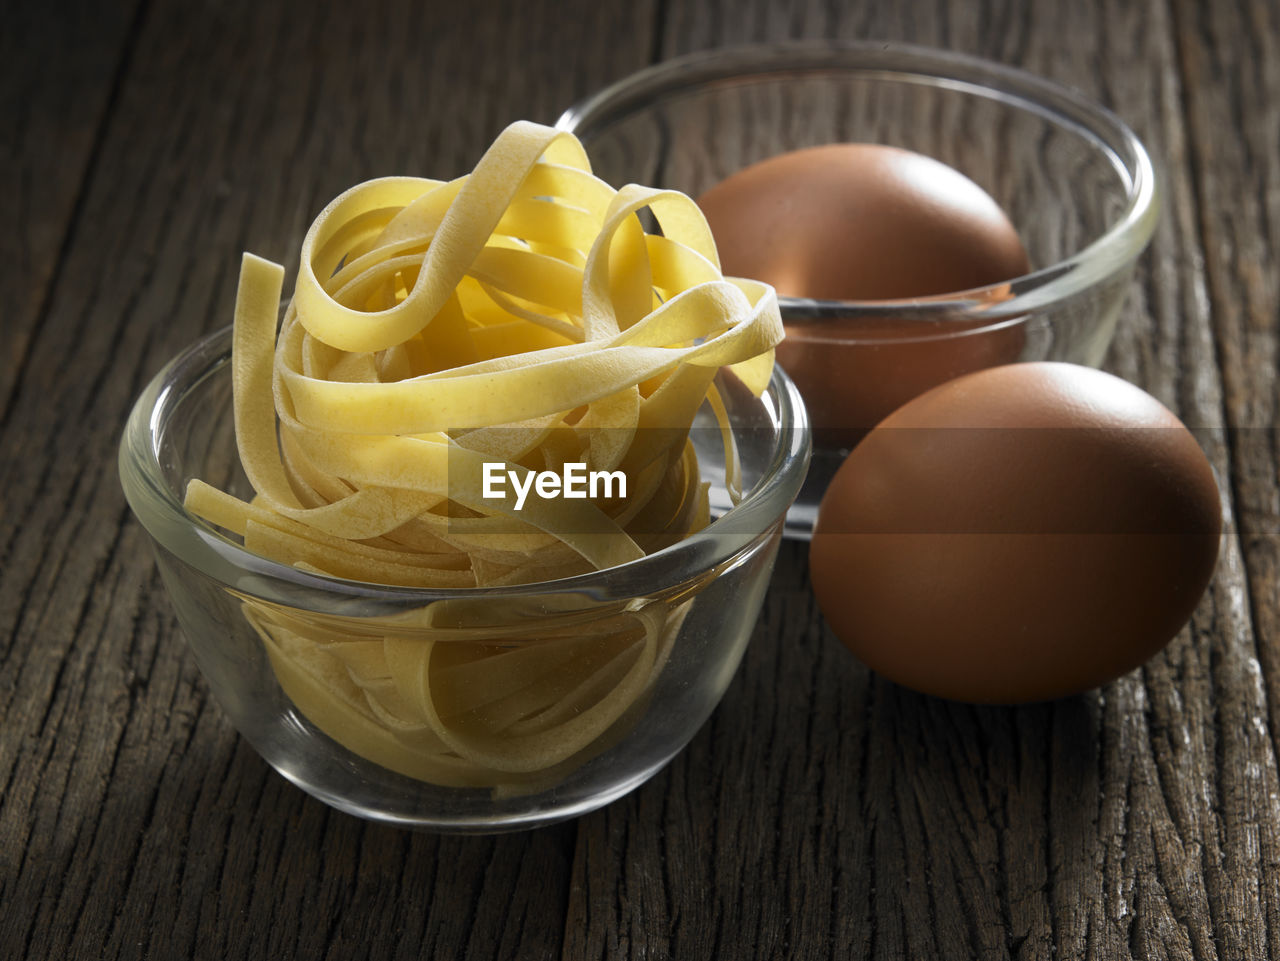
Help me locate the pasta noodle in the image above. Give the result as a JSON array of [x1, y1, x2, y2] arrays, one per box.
[[186, 121, 783, 790]]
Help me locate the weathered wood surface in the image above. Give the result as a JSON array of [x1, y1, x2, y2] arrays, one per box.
[[2, 0, 1276, 958]]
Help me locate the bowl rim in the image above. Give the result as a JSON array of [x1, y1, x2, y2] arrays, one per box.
[[119, 324, 811, 612], [556, 39, 1160, 325]]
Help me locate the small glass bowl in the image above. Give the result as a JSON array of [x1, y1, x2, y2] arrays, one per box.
[[119, 326, 809, 832], [558, 41, 1160, 536]]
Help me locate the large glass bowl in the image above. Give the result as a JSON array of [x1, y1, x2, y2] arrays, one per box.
[[119, 326, 809, 832], [558, 41, 1159, 535]]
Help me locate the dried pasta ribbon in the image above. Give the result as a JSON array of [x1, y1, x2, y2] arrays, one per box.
[[186, 121, 782, 789], [244, 596, 688, 791]]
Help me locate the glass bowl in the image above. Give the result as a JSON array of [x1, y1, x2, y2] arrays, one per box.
[[558, 41, 1160, 536], [119, 325, 809, 832]]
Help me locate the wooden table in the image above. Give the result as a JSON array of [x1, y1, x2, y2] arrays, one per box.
[[4, 1, 1277, 957]]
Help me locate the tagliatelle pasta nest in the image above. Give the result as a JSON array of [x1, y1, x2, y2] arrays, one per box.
[[185, 121, 783, 790]]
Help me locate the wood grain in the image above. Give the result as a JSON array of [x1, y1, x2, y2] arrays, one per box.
[[2, 0, 1277, 959], [0, 0, 144, 429]]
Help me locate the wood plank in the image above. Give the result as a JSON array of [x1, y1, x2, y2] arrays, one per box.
[[1170, 0, 1280, 904], [0, 1, 657, 958], [0, 0, 142, 427], [560, 1, 1280, 959], [1166, 5, 1280, 958]]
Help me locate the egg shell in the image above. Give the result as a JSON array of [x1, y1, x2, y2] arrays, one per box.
[[808, 362, 1223, 703], [697, 143, 1032, 448], [697, 143, 1030, 300]]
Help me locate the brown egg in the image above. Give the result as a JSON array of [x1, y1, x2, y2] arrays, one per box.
[[697, 143, 1032, 448], [698, 143, 1030, 300], [808, 362, 1223, 703]]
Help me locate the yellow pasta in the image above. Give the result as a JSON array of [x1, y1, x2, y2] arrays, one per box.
[[186, 121, 782, 791]]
